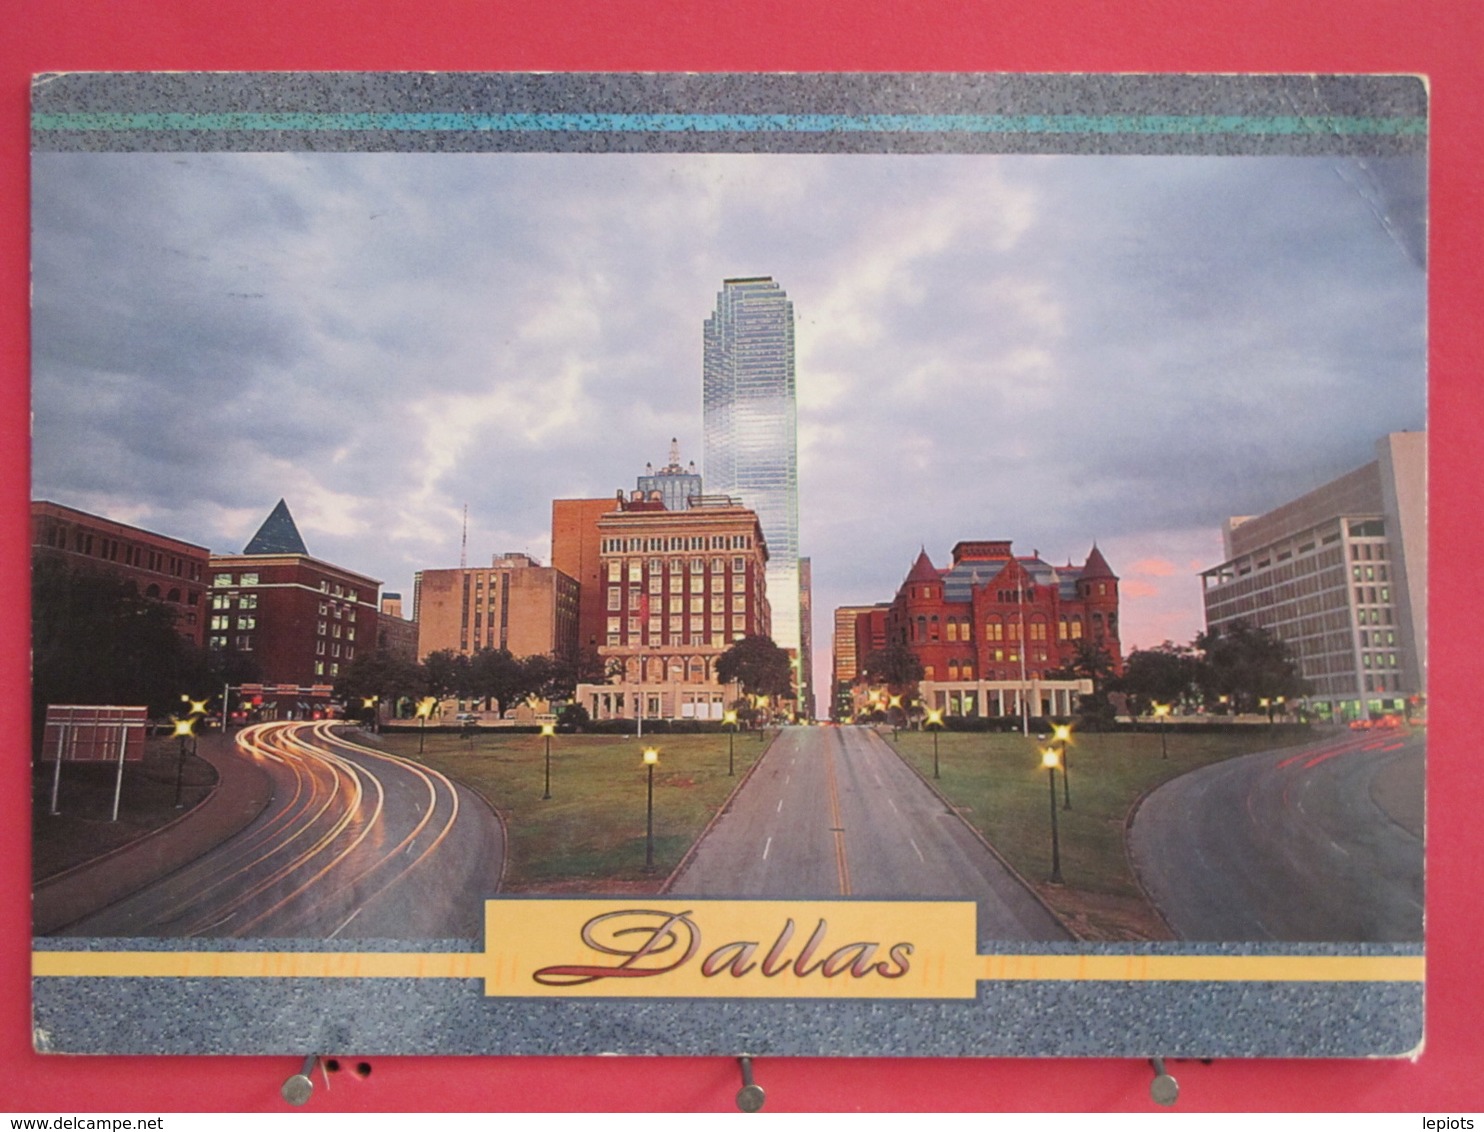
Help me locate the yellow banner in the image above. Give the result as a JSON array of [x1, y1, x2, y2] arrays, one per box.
[[484, 899, 978, 998]]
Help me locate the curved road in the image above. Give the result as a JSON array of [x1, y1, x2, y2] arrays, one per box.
[[1127, 729, 1423, 942], [668, 725, 1068, 942], [63, 721, 504, 940]]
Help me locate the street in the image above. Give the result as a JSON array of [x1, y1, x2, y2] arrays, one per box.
[[668, 725, 1069, 942], [1127, 729, 1424, 941], [60, 721, 504, 939]]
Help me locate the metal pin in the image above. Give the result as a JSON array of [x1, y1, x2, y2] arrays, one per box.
[[1149, 1057, 1179, 1106], [281, 1055, 319, 1106], [735, 1054, 765, 1112]]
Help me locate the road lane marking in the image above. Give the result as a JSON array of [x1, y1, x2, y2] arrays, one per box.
[[888, 797, 898, 813], [824, 744, 852, 896], [763, 836, 772, 860], [909, 837, 925, 862], [776, 799, 784, 813]]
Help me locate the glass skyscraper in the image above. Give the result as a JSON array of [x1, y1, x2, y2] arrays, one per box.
[[703, 277, 800, 656]]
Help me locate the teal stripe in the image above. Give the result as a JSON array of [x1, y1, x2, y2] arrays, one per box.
[[31, 111, 1426, 137]]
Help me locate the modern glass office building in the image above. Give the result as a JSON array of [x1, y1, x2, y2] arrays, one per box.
[[702, 277, 801, 656]]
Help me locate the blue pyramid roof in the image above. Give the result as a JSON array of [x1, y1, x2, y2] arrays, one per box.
[[243, 499, 309, 556]]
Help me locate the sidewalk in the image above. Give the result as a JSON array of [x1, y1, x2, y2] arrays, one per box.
[[32, 730, 275, 935]]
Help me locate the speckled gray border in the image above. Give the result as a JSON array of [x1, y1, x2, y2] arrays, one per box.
[[29, 71, 1426, 1058], [32, 72, 1426, 155]]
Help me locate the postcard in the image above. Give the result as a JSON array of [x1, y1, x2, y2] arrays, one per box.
[[29, 72, 1426, 1059]]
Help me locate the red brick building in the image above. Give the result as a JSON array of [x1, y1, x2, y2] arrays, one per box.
[[207, 501, 380, 704], [31, 500, 211, 646], [867, 540, 1120, 719]]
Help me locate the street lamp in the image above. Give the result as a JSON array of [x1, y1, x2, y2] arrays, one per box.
[[1040, 746, 1064, 884], [1259, 696, 1272, 726], [541, 721, 556, 800], [724, 709, 738, 776], [362, 695, 378, 732], [171, 716, 195, 809], [643, 746, 659, 872], [1053, 722, 1073, 810], [925, 708, 944, 779], [416, 696, 437, 754], [1152, 702, 1171, 759], [889, 694, 903, 739]]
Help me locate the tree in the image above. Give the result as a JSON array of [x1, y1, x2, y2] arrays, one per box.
[[468, 648, 529, 716], [31, 558, 212, 741], [716, 635, 794, 699], [1046, 636, 1119, 693], [860, 641, 925, 691], [1112, 641, 1203, 716], [1195, 620, 1310, 713], [421, 649, 469, 701], [334, 648, 423, 719]]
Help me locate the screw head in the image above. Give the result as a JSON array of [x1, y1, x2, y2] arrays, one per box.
[[736, 1083, 766, 1112], [281, 1073, 314, 1106], [1150, 1071, 1179, 1106]]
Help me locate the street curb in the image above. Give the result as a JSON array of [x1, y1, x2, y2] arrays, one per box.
[[875, 728, 1077, 941], [660, 728, 780, 894]]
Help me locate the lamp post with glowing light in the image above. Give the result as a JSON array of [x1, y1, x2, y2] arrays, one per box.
[[171, 716, 195, 808], [889, 694, 903, 739], [724, 709, 738, 775], [1152, 702, 1171, 759], [925, 708, 944, 779], [1041, 745, 1064, 884], [1052, 722, 1073, 809], [643, 746, 659, 872], [416, 696, 436, 755], [540, 721, 556, 800], [362, 695, 378, 733]]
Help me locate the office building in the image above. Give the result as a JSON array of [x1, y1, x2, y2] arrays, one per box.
[[208, 500, 380, 708], [1200, 431, 1426, 720], [702, 277, 801, 667], [31, 500, 211, 647], [573, 491, 770, 722], [413, 552, 579, 662], [552, 496, 616, 656]]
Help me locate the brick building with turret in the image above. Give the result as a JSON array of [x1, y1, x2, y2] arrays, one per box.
[[858, 539, 1121, 720]]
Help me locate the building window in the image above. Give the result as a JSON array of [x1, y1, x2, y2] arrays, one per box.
[[691, 558, 705, 573], [235, 635, 252, 651], [608, 588, 622, 611], [733, 557, 746, 573], [213, 573, 234, 588], [732, 595, 746, 612], [237, 616, 255, 630]]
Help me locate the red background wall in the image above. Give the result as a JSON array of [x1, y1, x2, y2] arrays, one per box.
[[3, 0, 1480, 1112]]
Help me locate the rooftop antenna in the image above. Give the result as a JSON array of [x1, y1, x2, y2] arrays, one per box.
[[460, 503, 468, 569]]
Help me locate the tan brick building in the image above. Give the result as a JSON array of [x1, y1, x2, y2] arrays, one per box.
[[413, 553, 579, 662]]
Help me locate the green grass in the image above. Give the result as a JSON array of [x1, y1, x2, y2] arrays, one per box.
[[377, 730, 765, 888], [887, 727, 1317, 927]]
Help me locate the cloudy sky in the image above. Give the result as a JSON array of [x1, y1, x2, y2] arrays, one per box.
[[31, 150, 1426, 704]]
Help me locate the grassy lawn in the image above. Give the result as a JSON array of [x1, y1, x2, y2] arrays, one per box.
[[886, 725, 1318, 939], [32, 737, 218, 882], [377, 729, 767, 890]]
